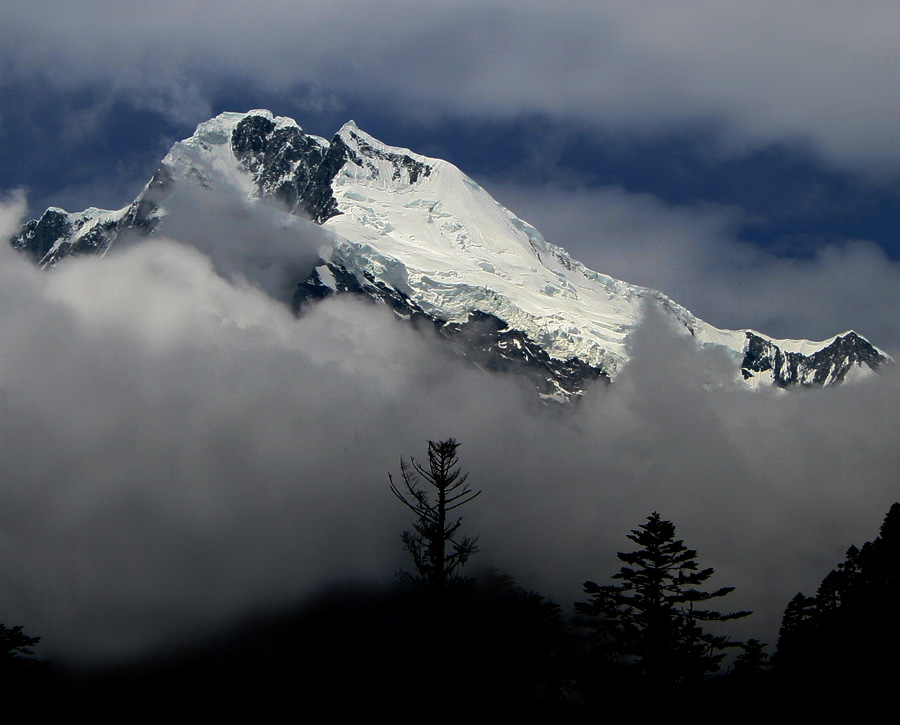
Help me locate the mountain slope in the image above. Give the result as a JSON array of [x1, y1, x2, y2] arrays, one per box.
[[9, 110, 889, 398]]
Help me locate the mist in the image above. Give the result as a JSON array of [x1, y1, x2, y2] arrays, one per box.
[[1, 192, 899, 666]]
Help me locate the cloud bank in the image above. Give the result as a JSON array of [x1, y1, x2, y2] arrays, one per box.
[[2, 192, 900, 666], [2, 1, 898, 174]]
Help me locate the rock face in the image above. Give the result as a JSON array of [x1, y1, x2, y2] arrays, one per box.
[[741, 331, 887, 387], [9, 110, 889, 398], [231, 112, 340, 223]]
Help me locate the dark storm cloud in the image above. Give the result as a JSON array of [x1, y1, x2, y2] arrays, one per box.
[[2, 192, 900, 664], [2, 1, 898, 174]]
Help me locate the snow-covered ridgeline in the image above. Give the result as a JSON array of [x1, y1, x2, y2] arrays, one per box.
[[9, 109, 889, 390]]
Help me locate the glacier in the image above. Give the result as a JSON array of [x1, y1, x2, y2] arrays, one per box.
[[9, 110, 889, 398]]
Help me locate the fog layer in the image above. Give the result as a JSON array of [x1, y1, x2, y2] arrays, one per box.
[[1, 194, 898, 664]]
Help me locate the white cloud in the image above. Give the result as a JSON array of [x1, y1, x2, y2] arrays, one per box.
[[2, 185, 900, 664], [0, 188, 27, 243], [2, 1, 898, 173]]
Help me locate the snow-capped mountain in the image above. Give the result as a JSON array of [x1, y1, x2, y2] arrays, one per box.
[[10, 110, 888, 398]]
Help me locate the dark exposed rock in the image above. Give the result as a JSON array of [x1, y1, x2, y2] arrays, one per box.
[[231, 114, 275, 159], [9, 113, 348, 265], [12, 208, 73, 264], [741, 331, 886, 386], [439, 311, 609, 398], [231, 115, 338, 221], [344, 129, 432, 185], [298, 135, 347, 223]]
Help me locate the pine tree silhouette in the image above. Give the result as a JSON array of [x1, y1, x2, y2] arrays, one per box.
[[0, 622, 42, 675], [577, 512, 750, 690], [389, 438, 481, 594]]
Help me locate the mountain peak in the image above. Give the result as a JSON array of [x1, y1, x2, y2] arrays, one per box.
[[8, 111, 890, 397]]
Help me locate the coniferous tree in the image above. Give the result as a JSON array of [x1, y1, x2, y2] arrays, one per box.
[[774, 592, 818, 676], [387, 442, 574, 706], [576, 512, 750, 689], [389, 438, 481, 594], [0, 622, 41, 675], [731, 638, 771, 677], [774, 502, 900, 686]]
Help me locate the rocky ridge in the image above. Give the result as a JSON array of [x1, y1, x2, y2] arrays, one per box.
[[9, 110, 889, 398]]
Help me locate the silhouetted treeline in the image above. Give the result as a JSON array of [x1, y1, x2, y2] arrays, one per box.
[[5, 439, 900, 710], [774, 502, 900, 692], [31, 572, 572, 713]]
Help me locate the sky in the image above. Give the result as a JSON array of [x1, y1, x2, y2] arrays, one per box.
[[1, 1, 900, 666]]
